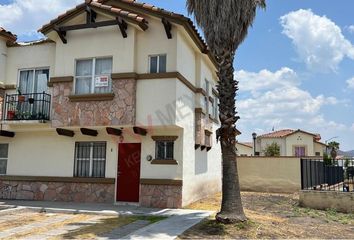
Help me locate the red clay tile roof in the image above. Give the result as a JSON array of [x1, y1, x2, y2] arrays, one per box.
[[258, 129, 295, 138], [39, 1, 147, 33], [258, 129, 321, 140], [0, 27, 17, 42]]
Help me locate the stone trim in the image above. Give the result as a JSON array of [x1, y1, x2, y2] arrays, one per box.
[[151, 136, 178, 141], [212, 88, 219, 97], [205, 129, 212, 136], [140, 179, 183, 186], [0, 175, 115, 184], [0, 179, 114, 203], [140, 184, 182, 208], [48, 76, 74, 87], [151, 159, 178, 165], [68, 93, 115, 102]]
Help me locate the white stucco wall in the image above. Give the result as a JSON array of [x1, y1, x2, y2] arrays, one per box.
[[236, 143, 253, 156], [258, 138, 286, 156], [5, 43, 55, 86], [314, 142, 326, 156], [0, 38, 7, 83], [136, 17, 177, 73], [285, 132, 315, 156], [176, 30, 196, 86]]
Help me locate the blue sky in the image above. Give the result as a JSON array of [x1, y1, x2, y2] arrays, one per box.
[[1, 0, 353, 150]]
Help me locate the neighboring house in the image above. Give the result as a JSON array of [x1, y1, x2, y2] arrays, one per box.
[[0, 0, 222, 208], [236, 142, 253, 156], [255, 129, 327, 157]]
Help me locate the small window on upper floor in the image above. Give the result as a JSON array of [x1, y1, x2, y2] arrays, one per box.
[[149, 55, 166, 73], [75, 57, 112, 95]]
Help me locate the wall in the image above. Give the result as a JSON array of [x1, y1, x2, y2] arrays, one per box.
[[314, 142, 326, 156], [136, 17, 177, 73], [0, 38, 7, 83], [176, 30, 196, 86], [258, 138, 286, 156], [286, 132, 315, 156], [237, 156, 301, 193], [6, 43, 55, 86], [51, 79, 136, 127], [299, 190, 354, 213], [236, 143, 253, 156]]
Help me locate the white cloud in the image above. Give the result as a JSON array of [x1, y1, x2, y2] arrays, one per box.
[[236, 68, 344, 134], [236, 67, 299, 97], [348, 25, 354, 34], [347, 77, 354, 89], [351, 123, 354, 131], [280, 9, 354, 72], [0, 0, 82, 39]]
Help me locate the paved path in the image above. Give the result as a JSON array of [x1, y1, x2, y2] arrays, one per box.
[[0, 200, 214, 239], [0, 214, 75, 239]]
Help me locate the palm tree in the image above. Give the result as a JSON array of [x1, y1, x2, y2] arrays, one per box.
[[186, 0, 266, 223]]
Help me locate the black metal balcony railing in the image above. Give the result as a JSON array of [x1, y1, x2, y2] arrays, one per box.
[[2, 92, 51, 121]]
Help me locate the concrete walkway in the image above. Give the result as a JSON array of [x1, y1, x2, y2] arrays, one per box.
[[0, 200, 213, 239]]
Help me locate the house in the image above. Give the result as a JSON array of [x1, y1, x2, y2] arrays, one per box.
[[236, 142, 253, 156], [254, 129, 327, 157], [0, 0, 222, 208]]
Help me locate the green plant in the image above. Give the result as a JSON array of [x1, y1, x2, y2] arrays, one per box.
[[263, 142, 281, 157], [323, 153, 333, 166]]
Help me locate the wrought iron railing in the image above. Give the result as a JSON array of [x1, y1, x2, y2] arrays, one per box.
[[301, 158, 354, 192], [2, 92, 51, 121]]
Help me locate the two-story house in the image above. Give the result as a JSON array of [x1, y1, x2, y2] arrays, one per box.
[[254, 129, 327, 157], [0, 0, 221, 208]]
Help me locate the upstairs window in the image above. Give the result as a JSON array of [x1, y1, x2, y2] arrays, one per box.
[[74, 142, 106, 178], [75, 57, 112, 94], [212, 92, 219, 120], [149, 55, 166, 73], [19, 68, 49, 94], [0, 144, 9, 175]]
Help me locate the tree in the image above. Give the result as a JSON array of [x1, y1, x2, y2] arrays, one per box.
[[186, 0, 266, 223], [328, 141, 340, 163], [264, 142, 280, 157]]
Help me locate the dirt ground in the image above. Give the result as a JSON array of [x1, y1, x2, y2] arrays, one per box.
[[180, 192, 354, 239]]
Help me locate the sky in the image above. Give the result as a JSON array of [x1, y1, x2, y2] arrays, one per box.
[[0, 0, 353, 150]]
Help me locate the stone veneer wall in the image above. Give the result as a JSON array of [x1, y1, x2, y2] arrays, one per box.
[[51, 79, 136, 127], [0, 180, 115, 203], [139, 184, 182, 208]]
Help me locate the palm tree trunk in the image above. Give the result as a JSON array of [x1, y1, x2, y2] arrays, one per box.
[[215, 49, 247, 223]]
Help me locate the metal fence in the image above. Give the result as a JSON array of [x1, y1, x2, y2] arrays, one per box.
[[301, 158, 354, 192], [2, 92, 51, 121]]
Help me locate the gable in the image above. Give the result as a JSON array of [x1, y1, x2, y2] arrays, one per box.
[[39, 0, 217, 68]]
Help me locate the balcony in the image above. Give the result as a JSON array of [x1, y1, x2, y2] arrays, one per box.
[[2, 92, 51, 122]]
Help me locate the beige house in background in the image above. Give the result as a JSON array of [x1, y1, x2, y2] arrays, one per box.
[[236, 142, 253, 156], [0, 0, 222, 208], [254, 129, 327, 157]]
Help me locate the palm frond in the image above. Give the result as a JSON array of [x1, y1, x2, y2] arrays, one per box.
[[186, 0, 266, 52]]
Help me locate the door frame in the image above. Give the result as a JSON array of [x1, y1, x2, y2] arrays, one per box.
[[115, 142, 142, 204]]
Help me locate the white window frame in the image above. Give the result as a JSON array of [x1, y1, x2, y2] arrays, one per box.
[[148, 54, 167, 73], [204, 79, 210, 113], [0, 144, 9, 175], [212, 92, 219, 120], [17, 67, 50, 94], [74, 57, 113, 94]]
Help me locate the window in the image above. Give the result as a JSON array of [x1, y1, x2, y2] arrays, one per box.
[[156, 141, 174, 160], [0, 144, 8, 175], [19, 68, 49, 94], [149, 55, 166, 73], [204, 79, 210, 113], [315, 152, 321, 156], [74, 142, 106, 178], [212, 93, 218, 120], [75, 57, 112, 94]]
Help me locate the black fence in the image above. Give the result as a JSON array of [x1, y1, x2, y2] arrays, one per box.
[[2, 92, 51, 121], [301, 158, 354, 192]]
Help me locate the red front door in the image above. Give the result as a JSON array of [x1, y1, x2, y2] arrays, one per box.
[[117, 143, 141, 202]]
